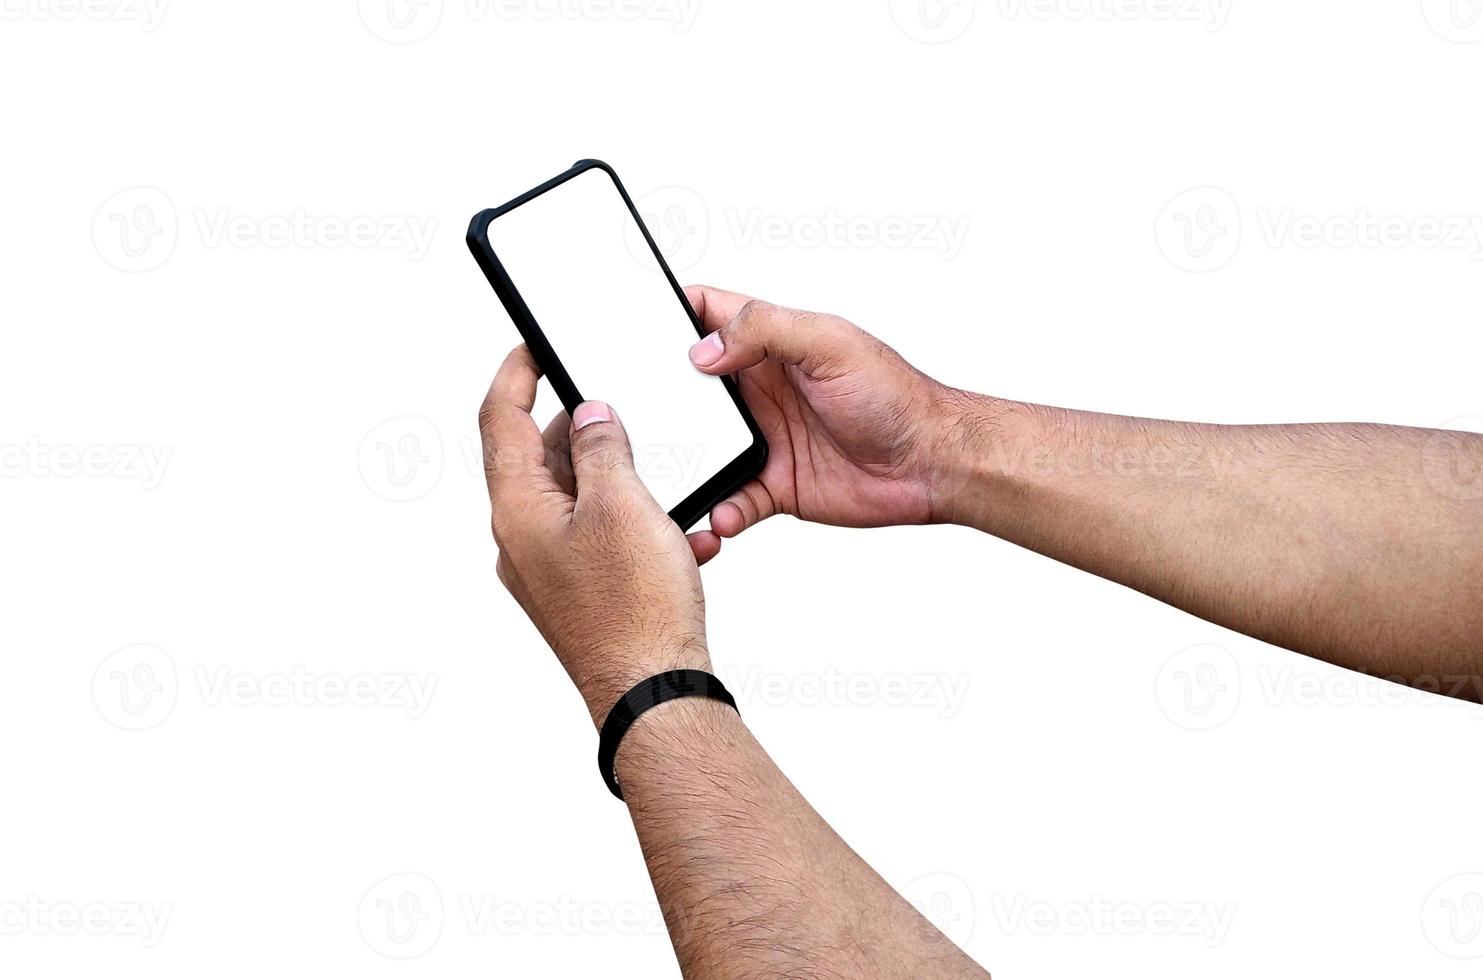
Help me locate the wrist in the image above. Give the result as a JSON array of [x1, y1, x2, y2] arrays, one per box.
[[575, 639, 713, 729], [612, 694, 744, 793], [925, 388, 1038, 530]]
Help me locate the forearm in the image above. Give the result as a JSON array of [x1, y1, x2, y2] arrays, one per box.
[[935, 393, 1483, 696], [613, 696, 987, 979]]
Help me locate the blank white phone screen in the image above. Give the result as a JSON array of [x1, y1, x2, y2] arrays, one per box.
[[486, 167, 753, 513]]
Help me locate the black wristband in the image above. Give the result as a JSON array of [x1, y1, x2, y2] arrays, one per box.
[[597, 669, 739, 800]]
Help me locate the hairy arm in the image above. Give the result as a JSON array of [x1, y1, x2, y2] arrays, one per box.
[[938, 396, 1483, 698], [616, 697, 988, 979], [680, 285, 1483, 701], [478, 347, 986, 977]]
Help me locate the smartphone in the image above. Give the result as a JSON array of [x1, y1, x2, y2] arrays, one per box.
[[467, 160, 767, 530]]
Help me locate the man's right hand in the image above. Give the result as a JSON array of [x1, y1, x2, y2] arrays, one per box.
[[683, 285, 982, 538]]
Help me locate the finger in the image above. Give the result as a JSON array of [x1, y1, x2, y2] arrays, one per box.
[[686, 298, 849, 378], [687, 530, 722, 566], [568, 400, 639, 495], [541, 410, 574, 496], [478, 345, 555, 502], [684, 284, 755, 335], [481, 344, 541, 424], [709, 479, 779, 538]]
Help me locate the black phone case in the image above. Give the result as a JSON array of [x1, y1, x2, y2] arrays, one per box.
[[466, 159, 767, 531]]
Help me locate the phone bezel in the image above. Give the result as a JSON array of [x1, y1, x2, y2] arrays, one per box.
[[466, 159, 768, 531]]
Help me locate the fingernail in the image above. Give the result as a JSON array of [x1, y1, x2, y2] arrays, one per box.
[[572, 401, 612, 430], [688, 333, 724, 367]]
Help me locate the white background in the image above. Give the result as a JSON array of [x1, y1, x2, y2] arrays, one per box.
[[2, 1, 1482, 977]]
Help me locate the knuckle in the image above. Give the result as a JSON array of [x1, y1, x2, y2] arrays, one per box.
[[489, 511, 510, 547], [489, 505, 528, 550], [799, 309, 845, 337], [578, 446, 624, 475], [573, 431, 607, 459], [824, 317, 862, 350], [736, 299, 769, 328], [484, 446, 519, 484], [575, 430, 628, 468]]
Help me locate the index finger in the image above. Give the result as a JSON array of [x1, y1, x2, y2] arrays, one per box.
[[684, 284, 754, 335]]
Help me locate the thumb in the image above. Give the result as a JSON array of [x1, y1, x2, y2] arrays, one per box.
[[686, 299, 850, 377], [568, 400, 638, 492]]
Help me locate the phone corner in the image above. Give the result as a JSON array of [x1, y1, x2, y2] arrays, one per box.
[[466, 208, 498, 247], [749, 433, 770, 475], [571, 158, 617, 178]]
